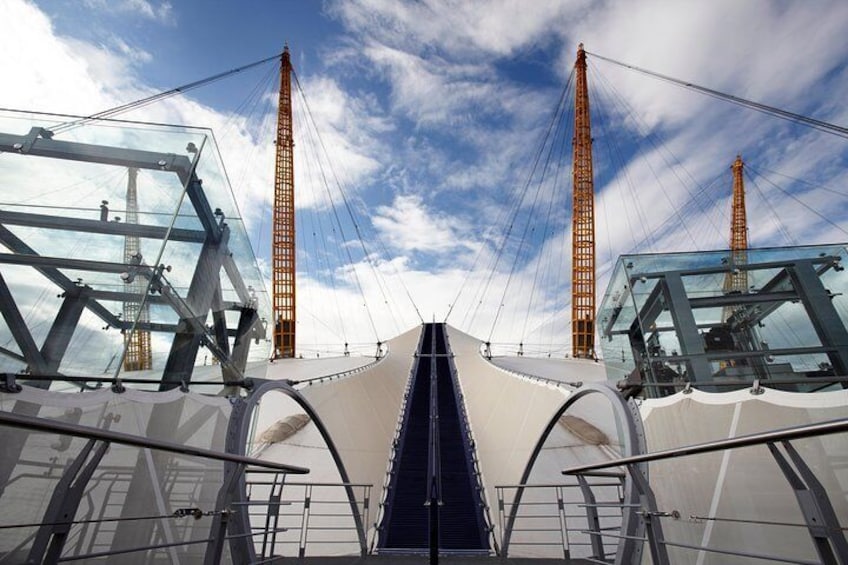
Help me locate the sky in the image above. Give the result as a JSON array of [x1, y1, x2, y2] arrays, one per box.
[[2, 0, 848, 358]]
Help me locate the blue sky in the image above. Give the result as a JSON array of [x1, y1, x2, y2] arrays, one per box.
[[2, 0, 848, 356]]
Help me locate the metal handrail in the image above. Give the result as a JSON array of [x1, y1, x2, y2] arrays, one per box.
[[244, 478, 371, 559], [0, 410, 309, 474], [561, 417, 848, 565], [561, 417, 848, 476], [496, 481, 625, 560]]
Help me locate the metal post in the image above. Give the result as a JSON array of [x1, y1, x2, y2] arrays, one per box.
[[161, 225, 230, 390], [788, 259, 848, 378], [203, 461, 244, 565], [625, 466, 671, 565], [768, 441, 848, 564], [662, 273, 713, 381], [26, 438, 110, 564], [556, 485, 571, 560], [576, 474, 605, 560], [298, 484, 313, 558]]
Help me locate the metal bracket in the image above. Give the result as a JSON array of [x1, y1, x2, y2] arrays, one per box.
[[1, 372, 21, 393]]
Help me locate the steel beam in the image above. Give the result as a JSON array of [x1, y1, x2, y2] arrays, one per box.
[[160, 226, 230, 390], [224, 307, 259, 384], [630, 255, 839, 281], [0, 272, 49, 374], [0, 252, 146, 275], [788, 260, 848, 377], [662, 273, 713, 381], [39, 285, 90, 375], [0, 225, 122, 329], [0, 209, 205, 243]]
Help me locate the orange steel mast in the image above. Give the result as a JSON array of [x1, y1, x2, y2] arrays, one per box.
[[123, 167, 152, 371], [272, 45, 296, 359], [722, 155, 748, 321], [571, 44, 596, 358]]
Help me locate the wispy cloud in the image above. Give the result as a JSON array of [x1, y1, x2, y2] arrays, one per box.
[[82, 0, 174, 25], [3, 0, 848, 355]]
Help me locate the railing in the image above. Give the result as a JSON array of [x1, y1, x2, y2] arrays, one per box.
[[496, 473, 625, 560], [289, 352, 385, 388], [446, 331, 499, 553], [242, 473, 371, 559], [0, 410, 308, 564], [560, 418, 848, 565]]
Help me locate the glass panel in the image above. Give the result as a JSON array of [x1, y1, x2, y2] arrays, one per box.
[[0, 109, 271, 391], [598, 244, 848, 395]]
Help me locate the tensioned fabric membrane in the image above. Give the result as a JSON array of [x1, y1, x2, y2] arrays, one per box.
[[0, 386, 233, 564], [641, 387, 848, 564]]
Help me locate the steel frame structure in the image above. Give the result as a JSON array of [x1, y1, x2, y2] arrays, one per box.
[[0, 394, 308, 564], [0, 125, 265, 389], [604, 253, 848, 394]]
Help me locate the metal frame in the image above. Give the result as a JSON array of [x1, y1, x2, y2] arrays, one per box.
[[228, 377, 371, 560], [0, 126, 265, 388], [560, 418, 848, 565], [607, 252, 848, 394], [502, 382, 648, 564], [0, 403, 308, 563]]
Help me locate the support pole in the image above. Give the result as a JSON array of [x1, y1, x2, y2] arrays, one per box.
[[272, 45, 296, 359], [571, 43, 597, 358]]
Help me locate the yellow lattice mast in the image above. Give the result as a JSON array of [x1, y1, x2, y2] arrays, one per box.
[[722, 155, 748, 321], [272, 45, 296, 359], [571, 44, 596, 358], [123, 167, 152, 371]]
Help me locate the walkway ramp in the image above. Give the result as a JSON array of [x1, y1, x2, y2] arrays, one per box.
[[379, 323, 489, 553]]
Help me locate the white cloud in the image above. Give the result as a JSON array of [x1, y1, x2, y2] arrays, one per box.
[[372, 194, 476, 254], [82, 0, 174, 25], [4, 0, 848, 358]]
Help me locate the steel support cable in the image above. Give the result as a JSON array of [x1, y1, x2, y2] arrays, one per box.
[[589, 64, 703, 252], [296, 93, 362, 344], [487, 77, 573, 343], [466, 72, 575, 336], [294, 100, 352, 345], [587, 68, 655, 252], [445, 120, 553, 329], [294, 103, 332, 346], [292, 71, 413, 335], [225, 63, 279, 215], [587, 51, 848, 140], [590, 70, 648, 259], [743, 169, 799, 246], [589, 61, 730, 247], [496, 118, 568, 343], [291, 75, 380, 342], [747, 164, 848, 240], [754, 165, 848, 200], [625, 168, 728, 257], [51, 52, 283, 135], [472, 73, 576, 333], [228, 66, 279, 260], [520, 105, 572, 344], [291, 70, 407, 334]]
